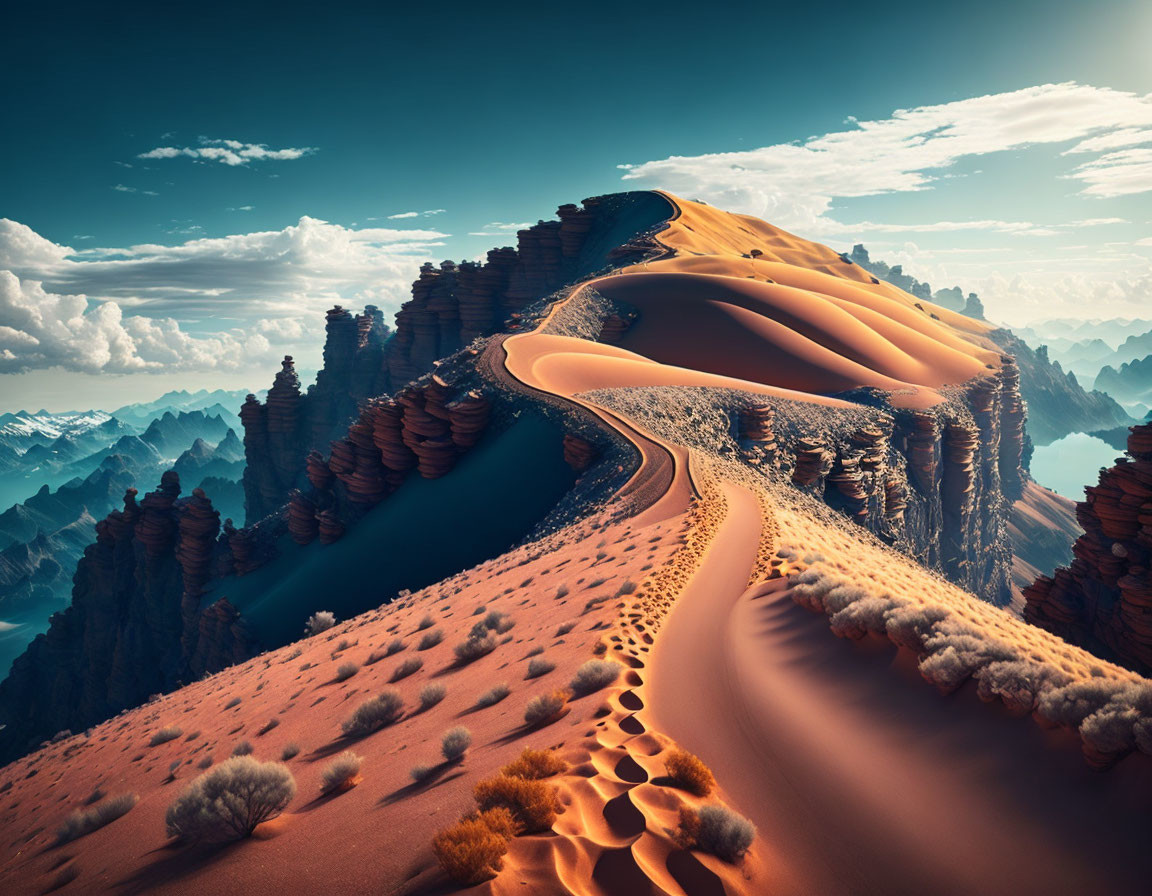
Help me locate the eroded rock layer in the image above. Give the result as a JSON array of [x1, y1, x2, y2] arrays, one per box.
[[0, 473, 258, 760], [1024, 423, 1152, 674]]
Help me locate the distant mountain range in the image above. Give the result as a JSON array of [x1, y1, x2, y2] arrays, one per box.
[[1012, 319, 1152, 417], [0, 391, 255, 676]]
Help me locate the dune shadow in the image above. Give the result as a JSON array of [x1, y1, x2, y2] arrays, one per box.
[[378, 767, 465, 807], [113, 839, 240, 894]]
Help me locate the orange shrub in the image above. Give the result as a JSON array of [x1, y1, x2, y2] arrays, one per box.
[[432, 815, 509, 885], [664, 748, 715, 797], [473, 774, 561, 833], [501, 748, 567, 780]]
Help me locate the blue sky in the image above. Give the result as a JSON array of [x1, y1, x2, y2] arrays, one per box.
[[1, 0, 1150, 411]]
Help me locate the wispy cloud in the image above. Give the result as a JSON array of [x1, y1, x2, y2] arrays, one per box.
[[0, 217, 447, 374], [620, 83, 1152, 235], [387, 209, 447, 220], [112, 184, 158, 196], [227, 205, 255, 212], [138, 137, 316, 167], [468, 222, 531, 236], [831, 217, 1127, 237]]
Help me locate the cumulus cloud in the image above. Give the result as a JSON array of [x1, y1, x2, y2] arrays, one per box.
[[620, 83, 1152, 234], [138, 137, 316, 167], [0, 216, 448, 374]]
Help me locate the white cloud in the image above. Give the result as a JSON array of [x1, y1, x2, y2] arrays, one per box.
[[138, 137, 316, 167], [468, 222, 532, 236], [620, 83, 1152, 234], [112, 184, 158, 196], [0, 217, 449, 374], [388, 209, 446, 219], [227, 205, 255, 212], [1068, 147, 1152, 198], [830, 217, 1127, 237]]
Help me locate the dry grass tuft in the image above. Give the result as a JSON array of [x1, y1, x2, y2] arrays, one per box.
[[342, 691, 404, 737], [320, 751, 363, 794], [523, 689, 570, 727], [676, 804, 756, 863], [501, 748, 567, 780], [473, 774, 561, 833], [664, 748, 715, 796]]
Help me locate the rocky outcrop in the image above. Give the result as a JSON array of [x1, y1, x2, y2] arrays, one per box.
[[0, 472, 259, 762], [1024, 423, 1152, 674]]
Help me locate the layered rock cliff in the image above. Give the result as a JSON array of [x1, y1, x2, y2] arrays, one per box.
[[1024, 422, 1152, 674], [240, 194, 668, 522], [0, 472, 258, 759], [733, 360, 1025, 605]]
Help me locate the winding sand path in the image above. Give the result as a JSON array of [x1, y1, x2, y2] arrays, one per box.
[[645, 484, 1152, 895]]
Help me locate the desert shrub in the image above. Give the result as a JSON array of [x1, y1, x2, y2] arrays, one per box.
[[883, 603, 950, 653], [196, 755, 213, 770], [829, 595, 898, 640], [432, 812, 510, 885], [501, 748, 566, 780], [280, 743, 300, 761], [473, 774, 561, 833], [525, 645, 544, 658], [919, 622, 1015, 693], [257, 719, 280, 736], [420, 683, 447, 710], [305, 611, 336, 636], [333, 638, 352, 653], [677, 804, 755, 862], [334, 661, 360, 682], [974, 660, 1070, 717], [441, 727, 472, 762], [524, 689, 570, 727], [55, 792, 138, 844], [84, 788, 105, 805], [1039, 679, 1132, 729], [232, 740, 254, 757], [525, 657, 555, 679], [416, 614, 435, 631], [411, 763, 437, 783], [454, 632, 497, 665], [391, 656, 423, 681], [475, 683, 511, 708], [418, 630, 444, 650], [569, 659, 621, 696], [149, 726, 182, 747], [385, 638, 406, 656], [484, 610, 514, 634], [224, 697, 242, 710], [320, 751, 362, 794], [342, 691, 404, 737], [165, 757, 296, 842], [664, 748, 714, 796], [555, 621, 574, 636]]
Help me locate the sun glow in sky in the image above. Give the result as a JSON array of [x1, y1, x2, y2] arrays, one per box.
[[1, 0, 1150, 411]]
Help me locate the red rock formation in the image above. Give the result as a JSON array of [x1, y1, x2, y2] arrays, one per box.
[[0, 472, 259, 761], [792, 439, 833, 487], [900, 412, 938, 495], [563, 434, 598, 472], [317, 509, 345, 545], [999, 357, 1026, 498], [1025, 423, 1152, 673], [174, 488, 220, 596], [287, 490, 319, 545]]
